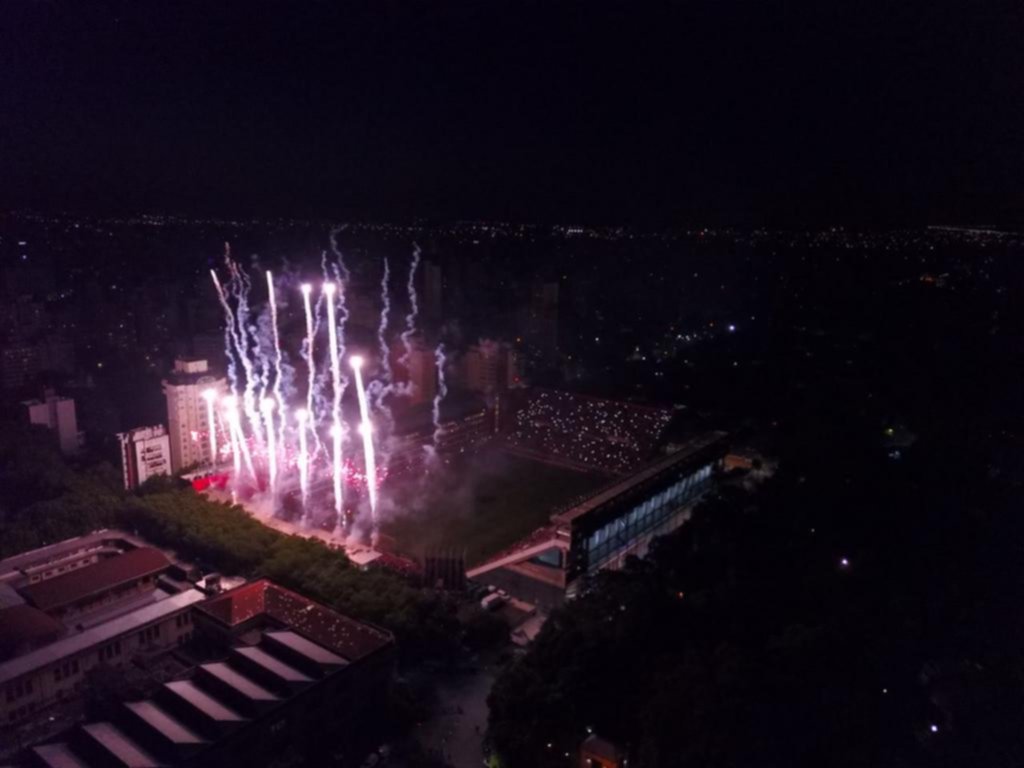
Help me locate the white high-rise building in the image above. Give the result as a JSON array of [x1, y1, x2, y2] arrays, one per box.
[[162, 358, 226, 472], [117, 425, 172, 489], [23, 390, 80, 455]]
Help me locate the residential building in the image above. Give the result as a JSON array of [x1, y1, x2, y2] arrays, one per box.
[[162, 358, 225, 473], [117, 426, 172, 490]]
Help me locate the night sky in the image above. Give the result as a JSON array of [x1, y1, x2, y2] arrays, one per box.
[[2, 1, 1022, 225]]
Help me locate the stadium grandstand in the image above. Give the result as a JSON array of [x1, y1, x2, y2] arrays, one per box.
[[469, 432, 728, 608], [503, 388, 676, 475]]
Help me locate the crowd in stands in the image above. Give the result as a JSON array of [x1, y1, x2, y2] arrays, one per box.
[[505, 389, 674, 474]]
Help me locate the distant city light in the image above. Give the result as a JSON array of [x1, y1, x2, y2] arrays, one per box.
[[930, 724, 939, 734], [728, 324, 736, 332], [840, 557, 850, 568]]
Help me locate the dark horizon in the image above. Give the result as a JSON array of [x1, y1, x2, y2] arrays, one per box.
[[3, 1, 1023, 227]]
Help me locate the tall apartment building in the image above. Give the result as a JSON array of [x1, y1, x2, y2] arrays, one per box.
[[162, 358, 226, 473], [23, 390, 80, 455], [462, 341, 525, 395], [117, 425, 172, 490]]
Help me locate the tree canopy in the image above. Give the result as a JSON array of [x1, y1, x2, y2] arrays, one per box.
[[488, 414, 1023, 767]]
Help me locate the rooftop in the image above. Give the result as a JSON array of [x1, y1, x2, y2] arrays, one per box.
[[22, 548, 171, 612], [81, 722, 160, 768], [163, 681, 244, 724], [32, 743, 89, 768], [0, 604, 64, 660], [0, 589, 205, 686], [123, 701, 203, 746], [196, 580, 392, 661], [0, 529, 151, 583]]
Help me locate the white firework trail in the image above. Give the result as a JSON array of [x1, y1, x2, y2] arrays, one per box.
[[350, 356, 379, 529], [398, 245, 421, 376], [265, 271, 287, 449], [324, 282, 344, 526], [296, 408, 310, 522], [376, 257, 392, 392], [300, 283, 316, 419], [222, 255, 265, 452], [210, 269, 242, 395], [261, 397, 278, 498], [431, 343, 448, 451], [201, 389, 218, 466], [223, 396, 255, 480]]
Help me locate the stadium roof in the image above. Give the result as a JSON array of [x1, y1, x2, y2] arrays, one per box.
[[196, 580, 392, 662], [22, 548, 170, 612], [552, 432, 727, 525]]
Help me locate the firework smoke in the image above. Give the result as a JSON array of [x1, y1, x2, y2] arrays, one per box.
[[296, 408, 310, 521], [351, 356, 379, 531]]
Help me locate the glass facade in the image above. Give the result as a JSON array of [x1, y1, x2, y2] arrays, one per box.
[[584, 461, 714, 573]]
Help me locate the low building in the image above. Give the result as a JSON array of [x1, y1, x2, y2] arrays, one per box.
[[23, 580, 396, 768], [162, 358, 226, 473], [20, 548, 171, 623], [0, 534, 200, 729], [117, 426, 172, 490], [0, 590, 203, 728]]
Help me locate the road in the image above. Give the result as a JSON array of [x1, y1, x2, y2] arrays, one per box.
[[416, 663, 497, 768]]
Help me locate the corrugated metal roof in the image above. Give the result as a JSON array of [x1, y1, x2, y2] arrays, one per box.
[[124, 701, 204, 745], [265, 631, 347, 668], [31, 743, 88, 768], [201, 663, 278, 702], [552, 433, 726, 525], [233, 646, 312, 684], [81, 722, 160, 768], [163, 681, 245, 723]]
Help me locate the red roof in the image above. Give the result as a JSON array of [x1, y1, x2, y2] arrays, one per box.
[[0, 605, 64, 660], [21, 548, 170, 612], [197, 580, 393, 662]]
